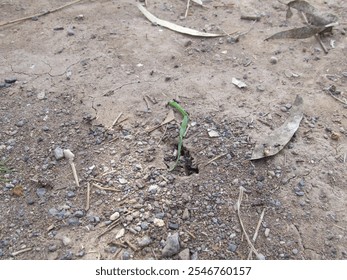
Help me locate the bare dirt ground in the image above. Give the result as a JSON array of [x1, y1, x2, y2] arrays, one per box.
[[0, 0, 346, 260]]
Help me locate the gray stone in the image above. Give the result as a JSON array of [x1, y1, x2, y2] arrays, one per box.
[[74, 210, 84, 218], [182, 208, 190, 220], [137, 235, 152, 247], [67, 217, 80, 226], [66, 191, 75, 198], [16, 120, 25, 127], [168, 222, 179, 230], [48, 244, 58, 252], [292, 248, 298, 255], [49, 208, 59, 216], [36, 188, 46, 197], [5, 78, 17, 84], [227, 243, 238, 252], [148, 184, 159, 194], [122, 250, 131, 260], [162, 232, 180, 257], [179, 248, 190, 260], [67, 27, 75, 36], [141, 221, 149, 230], [295, 191, 305, 196], [270, 56, 278, 64], [54, 147, 64, 160]]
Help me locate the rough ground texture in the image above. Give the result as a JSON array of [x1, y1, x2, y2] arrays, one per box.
[[0, 0, 346, 260]]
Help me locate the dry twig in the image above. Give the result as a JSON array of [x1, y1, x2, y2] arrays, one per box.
[[11, 247, 32, 257], [0, 0, 83, 27], [236, 187, 265, 260], [203, 153, 228, 167], [85, 182, 91, 211], [247, 208, 266, 259]]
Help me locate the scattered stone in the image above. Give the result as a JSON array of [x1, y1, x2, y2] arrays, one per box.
[[74, 210, 84, 218], [16, 120, 25, 127], [227, 243, 238, 252], [153, 218, 165, 227], [76, 249, 85, 257], [67, 27, 75, 36], [48, 244, 58, 252], [140, 221, 149, 230], [265, 228, 270, 237], [191, 251, 198, 260], [110, 211, 120, 221], [67, 217, 80, 226], [53, 26, 64, 31], [122, 250, 131, 260], [5, 78, 17, 84], [295, 191, 305, 196], [37, 91, 46, 100], [331, 131, 340, 141], [119, 178, 127, 184], [62, 236, 71, 246], [182, 208, 190, 220], [280, 106, 288, 112], [115, 228, 125, 239], [66, 191, 75, 198], [54, 147, 64, 160], [208, 130, 220, 138], [292, 248, 298, 255], [148, 184, 159, 194], [60, 251, 73, 260], [268, 170, 276, 177], [137, 235, 152, 247], [36, 188, 46, 197], [26, 197, 35, 205], [168, 222, 179, 230], [256, 85, 265, 92], [179, 248, 190, 260], [49, 208, 59, 216], [162, 232, 180, 257], [270, 56, 278, 64]]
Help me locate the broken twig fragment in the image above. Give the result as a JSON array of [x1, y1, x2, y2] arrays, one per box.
[[64, 149, 80, 187], [251, 95, 304, 160]]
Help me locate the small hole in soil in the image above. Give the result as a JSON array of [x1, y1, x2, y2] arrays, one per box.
[[165, 145, 199, 176]]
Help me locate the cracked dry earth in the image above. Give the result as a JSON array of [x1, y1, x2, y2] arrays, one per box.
[[0, 0, 347, 260]]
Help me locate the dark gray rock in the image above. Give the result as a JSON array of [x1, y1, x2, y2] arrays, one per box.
[[74, 210, 84, 218], [168, 222, 179, 230], [228, 243, 238, 252], [162, 232, 180, 257], [5, 78, 17, 84]]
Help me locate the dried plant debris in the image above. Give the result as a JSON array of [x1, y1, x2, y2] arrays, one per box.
[[266, 25, 326, 40], [286, 0, 338, 26], [266, 0, 338, 41], [137, 3, 225, 37], [251, 95, 303, 160]]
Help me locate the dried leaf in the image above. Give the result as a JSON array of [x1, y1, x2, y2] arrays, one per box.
[[286, 0, 338, 26], [251, 95, 303, 160], [265, 25, 325, 40], [137, 3, 225, 37]]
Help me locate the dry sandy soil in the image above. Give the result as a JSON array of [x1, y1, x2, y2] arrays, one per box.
[[0, 0, 346, 260]]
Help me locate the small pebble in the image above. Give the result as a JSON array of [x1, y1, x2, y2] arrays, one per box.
[[67, 27, 75, 36], [292, 248, 298, 255], [270, 56, 278, 64], [110, 211, 120, 221], [67, 217, 80, 226], [179, 248, 190, 260], [5, 78, 17, 84], [265, 228, 270, 237], [74, 210, 84, 218], [66, 191, 75, 198], [227, 243, 238, 252], [168, 222, 179, 230], [54, 147, 64, 160], [137, 236, 152, 247], [36, 188, 46, 197], [154, 218, 165, 227]]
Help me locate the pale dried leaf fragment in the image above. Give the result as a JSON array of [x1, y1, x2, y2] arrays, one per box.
[[137, 3, 225, 37], [265, 25, 325, 40], [232, 77, 247, 88], [286, 0, 338, 26], [251, 95, 303, 160]]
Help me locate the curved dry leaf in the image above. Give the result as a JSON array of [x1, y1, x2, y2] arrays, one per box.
[[286, 0, 338, 26], [265, 25, 325, 40], [137, 3, 225, 37], [251, 95, 303, 160]]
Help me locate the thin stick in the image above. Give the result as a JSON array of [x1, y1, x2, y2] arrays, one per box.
[[145, 94, 157, 104], [124, 239, 138, 252], [97, 220, 120, 239], [327, 91, 347, 105], [203, 153, 228, 167], [143, 96, 150, 110], [92, 183, 121, 192], [301, 12, 328, 54], [247, 208, 265, 259], [0, 0, 83, 27], [184, 229, 196, 239], [11, 247, 32, 257], [185, 0, 191, 18], [236, 187, 264, 259], [108, 112, 123, 130], [85, 182, 91, 211], [113, 248, 123, 259], [151, 248, 158, 260]]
